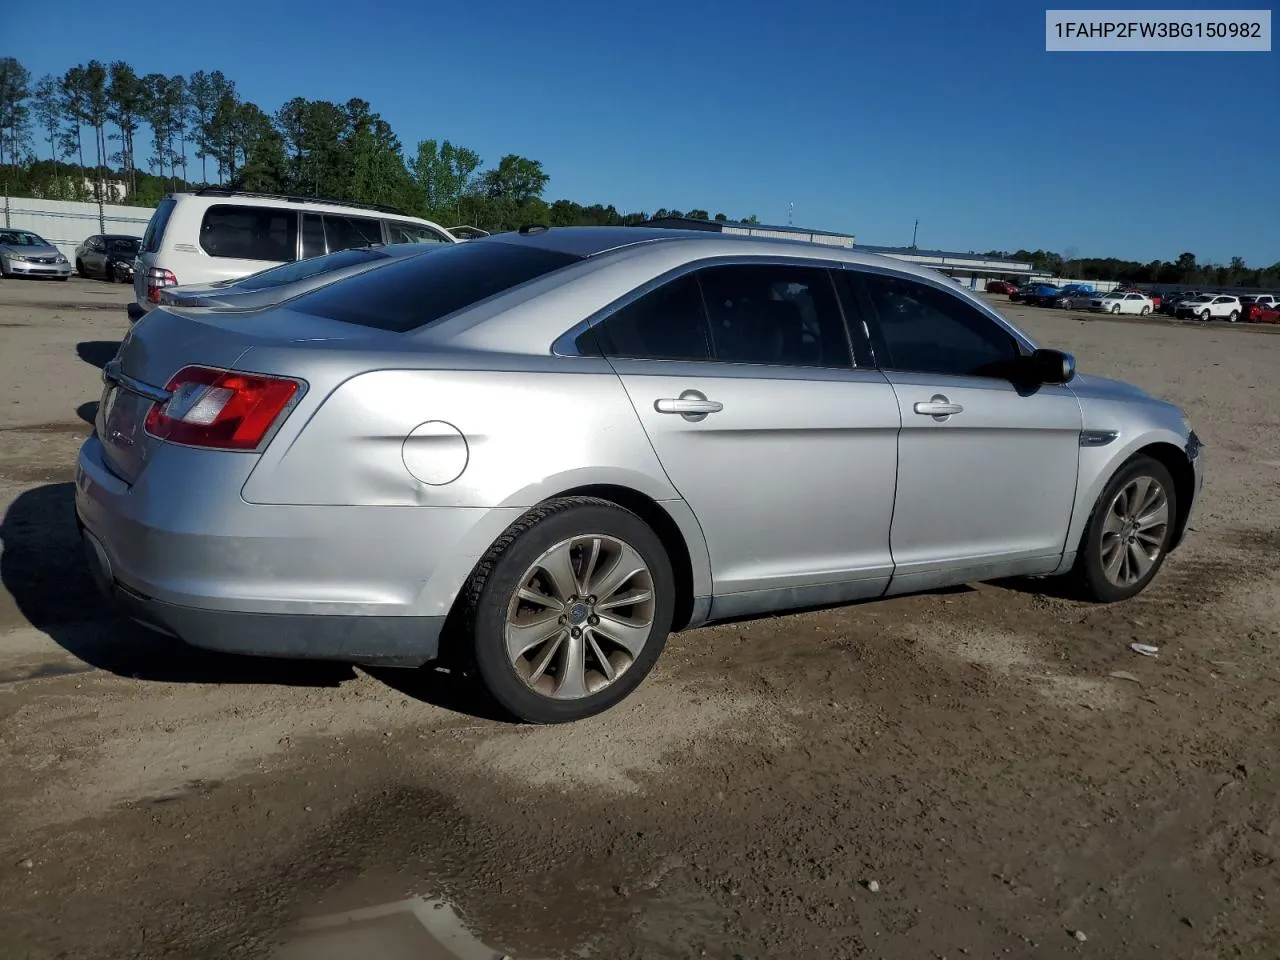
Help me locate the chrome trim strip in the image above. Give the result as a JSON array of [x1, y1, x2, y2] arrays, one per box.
[[102, 359, 171, 403]]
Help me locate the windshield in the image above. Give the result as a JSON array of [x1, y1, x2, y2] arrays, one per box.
[[0, 231, 45, 247], [229, 247, 391, 292], [107, 238, 140, 255]]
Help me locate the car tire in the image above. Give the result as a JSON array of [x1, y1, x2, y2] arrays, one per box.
[[1111, 304, 1121, 314], [75, 258, 86, 278], [1140, 305, 1151, 315], [458, 496, 676, 724], [1200, 310, 1211, 322], [1227, 310, 1239, 323], [103, 265, 115, 284], [1069, 455, 1177, 603]]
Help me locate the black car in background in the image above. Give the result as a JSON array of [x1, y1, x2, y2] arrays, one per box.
[[74, 234, 142, 283]]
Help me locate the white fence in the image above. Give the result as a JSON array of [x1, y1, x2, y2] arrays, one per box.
[[1, 196, 157, 263]]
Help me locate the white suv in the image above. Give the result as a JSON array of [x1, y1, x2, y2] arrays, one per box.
[[1174, 294, 1242, 322], [130, 190, 457, 318]]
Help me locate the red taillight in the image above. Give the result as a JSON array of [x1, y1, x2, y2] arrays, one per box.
[[146, 267, 178, 303], [144, 366, 300, 450]]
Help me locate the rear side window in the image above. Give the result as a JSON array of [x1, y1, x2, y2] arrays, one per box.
[[585, 273, 710, 361], [141, 197, 177, 254], [290, 241, 583, 332], [324, 214, 383, 252], [199, 204, 298, 262]]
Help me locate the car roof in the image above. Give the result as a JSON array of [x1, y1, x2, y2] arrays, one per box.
[[167, 191, 447, 226], [484, 225, 988, 284]]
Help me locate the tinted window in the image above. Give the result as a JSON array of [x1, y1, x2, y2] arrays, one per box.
[[324, 215, 383, 252], [586, 273, 710, 361], [107, 238, 139, 255], [292, 241, 583, 332], [859, 272, 1019, 378], [235, 247, 390, 292], [301, 213, 325, 259], [385, 220, 452, 244], [199, 205, 298, 261], [142, 198, 177, 254], [698, 264, 851, 368]]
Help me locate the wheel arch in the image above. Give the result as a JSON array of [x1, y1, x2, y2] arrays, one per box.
[[1133, 441, 1196, 550], [552, 483, 709, 631]]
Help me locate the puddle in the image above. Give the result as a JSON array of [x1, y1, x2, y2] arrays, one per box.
[[275, 896, 507, 960]]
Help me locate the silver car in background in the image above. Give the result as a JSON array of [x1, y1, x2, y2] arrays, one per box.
[[154, 243, 438, 314], [0, 229, 72, 280], [76, 227, 1204, 723]]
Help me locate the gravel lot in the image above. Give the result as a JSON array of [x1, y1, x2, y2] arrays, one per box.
[[1, 279, 1278, 960]]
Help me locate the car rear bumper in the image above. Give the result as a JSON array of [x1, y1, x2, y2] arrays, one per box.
[[126, 302, 145, 323], [74, 433, 517, 666], [80, 524, 443, 665], [5, 260, 72, 277]]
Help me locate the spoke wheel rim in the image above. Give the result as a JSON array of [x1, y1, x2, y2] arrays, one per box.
[[1099, 474, 1170, 588], [505, 534, 656, 700]]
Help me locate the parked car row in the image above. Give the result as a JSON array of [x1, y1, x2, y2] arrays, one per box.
[[992, 279, 1278, 324]]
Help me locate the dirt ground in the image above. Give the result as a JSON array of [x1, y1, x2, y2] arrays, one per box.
[[1, 278, 1278, 960]]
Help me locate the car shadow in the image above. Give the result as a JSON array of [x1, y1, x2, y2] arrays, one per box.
[[75, 340, 119, 370], [987, 575, 1083, 601], [0, 482, 354, 688], [76, 401, 98, 425]]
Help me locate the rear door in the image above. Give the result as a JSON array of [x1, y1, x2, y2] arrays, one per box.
[[848, 268, 1082, 591], [589, 260, 901, 611]]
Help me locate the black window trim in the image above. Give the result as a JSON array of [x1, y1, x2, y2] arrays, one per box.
[[553, 254, 869, 368]]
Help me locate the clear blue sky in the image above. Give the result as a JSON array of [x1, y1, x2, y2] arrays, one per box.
[[9, 0, 1279, 265]]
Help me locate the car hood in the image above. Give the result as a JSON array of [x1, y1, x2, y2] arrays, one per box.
[[1070, 373, 1154, 402], [0, 243, 59, 256]]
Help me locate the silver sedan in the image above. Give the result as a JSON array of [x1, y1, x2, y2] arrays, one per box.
[[76, 227, 1204, 723], [155, 243, 438, 313], [0, 229, 72, 279]]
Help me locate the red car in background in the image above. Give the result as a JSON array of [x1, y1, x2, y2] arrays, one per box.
[[986, 280, 1018, 295], [1255, 302, 1280, 324]]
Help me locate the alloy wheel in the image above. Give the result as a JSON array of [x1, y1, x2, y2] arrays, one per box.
[[505, 534, 656, 700], [1100, 475, 1170, 587]]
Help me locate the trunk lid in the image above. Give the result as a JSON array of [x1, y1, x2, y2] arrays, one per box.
[[95, 306, 392, 485]]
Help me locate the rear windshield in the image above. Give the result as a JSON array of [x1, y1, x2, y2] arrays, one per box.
[[234, 247, 391, 292], [141, 198, 176, 254], [289, 241, 584, 332]]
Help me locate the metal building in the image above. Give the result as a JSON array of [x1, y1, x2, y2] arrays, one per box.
[[635, 217, 1044, 289]]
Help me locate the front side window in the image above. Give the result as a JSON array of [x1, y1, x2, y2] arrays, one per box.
[[858, 271, 1020, 378], [199, 204, 298, 262], [385, 220, 452, 245]]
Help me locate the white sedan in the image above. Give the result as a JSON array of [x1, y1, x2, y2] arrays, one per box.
[[1089, 291, 1154, 315]]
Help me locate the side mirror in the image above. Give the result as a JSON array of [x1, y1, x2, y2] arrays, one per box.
[[1027, 347, 1076, 384]]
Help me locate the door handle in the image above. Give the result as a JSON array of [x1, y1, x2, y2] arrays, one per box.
[[656, 398, 723, 415], [913, 395, 963, 419], [655, 390, 722, 422]]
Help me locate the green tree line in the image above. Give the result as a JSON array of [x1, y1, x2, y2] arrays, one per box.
[[0, 55, 759, 233], [986, 248, 1280, 290]]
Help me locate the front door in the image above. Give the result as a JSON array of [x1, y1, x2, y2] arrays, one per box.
[[849, 269, 1082, 593], [588, 262, 902, 616]]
